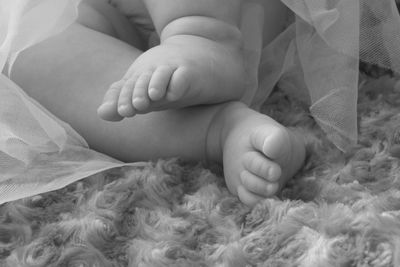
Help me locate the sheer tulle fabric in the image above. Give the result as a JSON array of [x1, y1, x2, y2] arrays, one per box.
[[1, 0, 400, 203], [256, 0, 400, 151], [0, 0, 134, 204]]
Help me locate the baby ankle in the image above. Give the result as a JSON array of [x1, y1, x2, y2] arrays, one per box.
[[205, 102, 249, 163], [160, 16, 242, 45]]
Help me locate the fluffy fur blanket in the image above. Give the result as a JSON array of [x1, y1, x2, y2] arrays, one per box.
[[1, 69, 400, 266]]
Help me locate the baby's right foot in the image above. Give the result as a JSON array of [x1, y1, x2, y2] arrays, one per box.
[[97, 4, 264, 121], [207, 102, 306, 207]]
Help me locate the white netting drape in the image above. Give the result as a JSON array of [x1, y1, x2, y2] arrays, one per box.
[[255, 0, 400, 151], [1, 0, 400, 203], [0, 0, 132, 204]]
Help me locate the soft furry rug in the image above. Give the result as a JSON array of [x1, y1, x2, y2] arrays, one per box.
[[1, 71, 400, 266]]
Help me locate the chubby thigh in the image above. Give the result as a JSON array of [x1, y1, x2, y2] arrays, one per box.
[[78, 0, 146, 49], [79, 0, 289, 48]]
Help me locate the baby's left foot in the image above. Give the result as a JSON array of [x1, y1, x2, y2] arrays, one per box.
[[208, 102, 306, 207], [97, 3, 264, 121], [97, 34, 246, 121]]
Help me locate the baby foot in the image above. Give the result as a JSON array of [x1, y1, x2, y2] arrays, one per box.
[[97, 4, 264, 121], [208, 102, 306, 207], [97, 34, 246, 120]]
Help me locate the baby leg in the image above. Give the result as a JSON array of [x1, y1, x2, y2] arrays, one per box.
[[12, 19, 305, 207], [10, 22, 217, 161], [77, 0, 145, 48], [98, 0, 265, 120]]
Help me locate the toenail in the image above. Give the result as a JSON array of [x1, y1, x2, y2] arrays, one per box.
[[101, 101, 113, 106], [149, 88, 162, 99], [99, 102, 114, 110], [118, 104, 129, 112], [266, 183, 279, 195], [268, 166, 281, 181], [262, 129, 287, 159], [132, 97, 149, 110]]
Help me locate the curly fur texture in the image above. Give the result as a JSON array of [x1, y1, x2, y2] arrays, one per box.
[[1, 74, 400, 266]]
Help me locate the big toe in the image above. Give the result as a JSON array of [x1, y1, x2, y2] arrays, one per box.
[[251, 125, 291, 163], [166, 67, 191, 101], [250, 125, 306, 183]]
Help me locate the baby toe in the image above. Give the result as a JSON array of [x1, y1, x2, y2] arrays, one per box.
[[237, 185, 264, 207], [240, 170, 279, 197], [132, 72, 153, 111], [242, 151, 282, 182], [251, 125, 289, 160], [166, 67, 191, 101], [148, 66, 175, 101], [118, 78, 137, 117], [97, 80, 124, 121]]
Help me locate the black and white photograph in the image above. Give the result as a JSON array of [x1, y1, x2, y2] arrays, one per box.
[[0, 0, 400, 266]]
